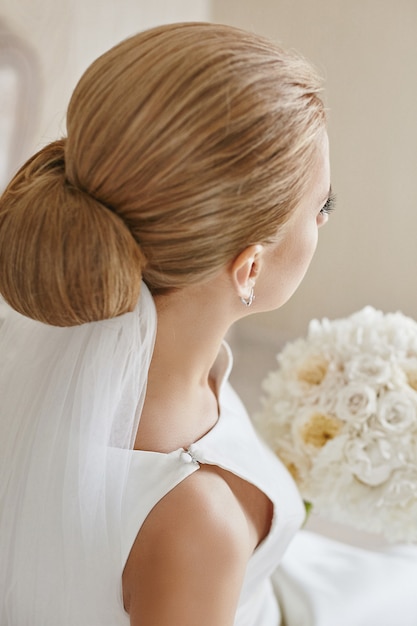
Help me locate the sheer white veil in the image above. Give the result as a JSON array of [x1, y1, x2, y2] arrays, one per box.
[[0, 283, 156, 624]]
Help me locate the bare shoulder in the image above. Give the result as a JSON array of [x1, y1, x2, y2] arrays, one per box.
[[123, 466, 254, 626]]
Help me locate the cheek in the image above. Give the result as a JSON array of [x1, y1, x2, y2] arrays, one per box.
[[303, 227, 319, 266], [287, 225, 319, 279], [257, 223, 319, 312], [273, 227, 319, 305]]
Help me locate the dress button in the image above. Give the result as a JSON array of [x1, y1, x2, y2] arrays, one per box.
[[180, 450, 199, 465]]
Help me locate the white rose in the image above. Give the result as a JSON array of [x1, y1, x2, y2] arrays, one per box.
[[344, 354, 393, 385], [377, 390, 417, 433], [335, 382, 377, 424], [344, 432, 399, 486]]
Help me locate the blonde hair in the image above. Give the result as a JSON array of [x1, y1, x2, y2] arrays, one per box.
[[0, 22, 325, 326]]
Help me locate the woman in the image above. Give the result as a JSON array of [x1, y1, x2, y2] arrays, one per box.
[[0, 22, 331, 625]]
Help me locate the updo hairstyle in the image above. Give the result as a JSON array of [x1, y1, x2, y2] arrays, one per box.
[[0, 22, 326, 326]]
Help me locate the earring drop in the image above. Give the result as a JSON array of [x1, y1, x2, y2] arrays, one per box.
[[240, 287, 255, 307]]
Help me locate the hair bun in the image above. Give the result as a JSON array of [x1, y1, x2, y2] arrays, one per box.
[[0, 140, 145, 326]]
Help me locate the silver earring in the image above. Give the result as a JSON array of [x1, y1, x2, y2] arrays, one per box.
[[240, 287, 255, 307]]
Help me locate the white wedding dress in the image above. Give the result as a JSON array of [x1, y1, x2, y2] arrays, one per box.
[[103, 342, 306, 625], [88, 342, 417, 625]]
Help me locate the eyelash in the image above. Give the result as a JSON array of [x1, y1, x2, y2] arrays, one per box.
[[320, 192, 337, 216]]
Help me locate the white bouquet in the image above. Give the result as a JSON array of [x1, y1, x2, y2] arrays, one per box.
[[254, 307, 417, 543]]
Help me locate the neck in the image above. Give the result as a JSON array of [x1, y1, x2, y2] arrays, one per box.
[[153, 288, 229, 387], [134, 277, 234, 452]]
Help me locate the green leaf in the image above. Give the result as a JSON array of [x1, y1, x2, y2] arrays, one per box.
[[303, 500, 313, 526]]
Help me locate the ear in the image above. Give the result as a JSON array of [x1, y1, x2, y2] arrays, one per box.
[[230, 244, 264, 301]]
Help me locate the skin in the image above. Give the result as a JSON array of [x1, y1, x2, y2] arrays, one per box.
[[123, 130, 331, 626]]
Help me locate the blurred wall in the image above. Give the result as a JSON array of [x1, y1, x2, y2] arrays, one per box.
[[0, 0, 210, 182]]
